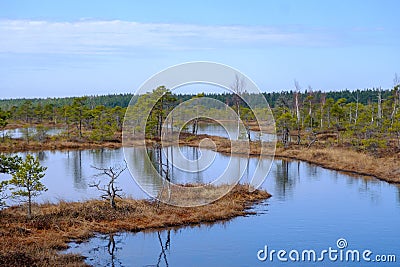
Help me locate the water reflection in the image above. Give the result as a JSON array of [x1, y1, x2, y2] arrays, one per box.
[[398, 186, 400, 203], [64, 176, 400, 267], [66, 230, 173, 267], [107, 234, 122, 267], [156, 230, 170, 267], [196, 122, 276, 142], [2, 127, 63, 139], [357, 178, 382, 204], [45, 148, 399, 266], [37, 151, 47, 161], [3, 147, 400, 208], [125, 146, 247, 199], [73, 233, 124, 267], [272, 159, 296, 200], [304, 162, 319, 180], [66, 150, 86, 190]]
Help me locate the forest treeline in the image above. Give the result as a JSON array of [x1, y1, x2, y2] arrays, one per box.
[[0, 93, 136, 110], [0, 88, 395, 110], [0, 85, 399, 155]]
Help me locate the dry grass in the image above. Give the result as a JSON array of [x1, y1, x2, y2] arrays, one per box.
[[1, 130, 398, 182], [274, 146, 400, 183], [0, 139, 122, 153], [179, 133, 399, 183], [0, 184, 270, 267]]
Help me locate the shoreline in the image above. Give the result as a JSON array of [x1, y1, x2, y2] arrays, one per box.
[[273, 147, 399, 184], [1, 133, 398, 266], [1, 133, 399, 184], [0, 184, 270, 266], [179, 134, 400, 184], [0, 139, 122, 153]]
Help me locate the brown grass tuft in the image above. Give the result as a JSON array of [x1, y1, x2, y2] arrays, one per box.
[[275, 146, 400, 183], [0, 184, 270, 266]]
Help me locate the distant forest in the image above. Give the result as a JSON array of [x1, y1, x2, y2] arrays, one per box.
[[0, 88, 394, 110], [0, 86, 399, 155]]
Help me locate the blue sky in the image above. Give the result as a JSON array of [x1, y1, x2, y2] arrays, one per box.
[[0, 0, 399, 98]]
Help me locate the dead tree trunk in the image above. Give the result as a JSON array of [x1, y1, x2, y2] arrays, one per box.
[[230, 73, 246, 140], [89, 163, 127, 209]]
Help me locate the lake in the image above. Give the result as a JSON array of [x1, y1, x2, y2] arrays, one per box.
[[1, 146, 397, 266], [196, 122, 276, 142], [1, 127, 64, 139]]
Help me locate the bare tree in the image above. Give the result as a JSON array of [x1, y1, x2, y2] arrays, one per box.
[[351, 90, 360, 124], [294, 80, 302, 144], [377, 87, 382, 125], [89, 162, 127, 209], [294, 80, 301, 125], [391, 73, 400, 126], [307, 86, 314, 128], [320, 93, 326, 129], [230, 73, 246, 140]]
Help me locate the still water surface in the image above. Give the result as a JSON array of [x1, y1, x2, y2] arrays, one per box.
[[2, 127, 64, 139], [65, 152, 400, 266], [1, 146, 399, 266], [196, 122, 276, 142], [1, 147, 259, 202]]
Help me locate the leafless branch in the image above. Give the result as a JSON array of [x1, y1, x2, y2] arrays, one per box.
[[88, 161, 127, 209]]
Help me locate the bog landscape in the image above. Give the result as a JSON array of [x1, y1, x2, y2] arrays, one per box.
[[1, 1, 399, 266], [0, 84, 399, 266]]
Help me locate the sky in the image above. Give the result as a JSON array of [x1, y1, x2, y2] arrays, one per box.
[[0, 0, 399, 99]]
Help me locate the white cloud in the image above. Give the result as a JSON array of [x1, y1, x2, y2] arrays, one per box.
[[0, 19, 337, 55]]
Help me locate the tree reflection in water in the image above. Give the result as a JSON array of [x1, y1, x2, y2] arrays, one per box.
[[273, 159, 295, 199], [107, 233, 122, 267], [87, 233, 123, 267], [65, 150, 87, 190], [75, 230, 172, 267], [397, 186, 400, 204], [155, 230, 170, 267]]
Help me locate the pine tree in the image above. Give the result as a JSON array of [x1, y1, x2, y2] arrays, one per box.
[[70, 97, 89, 139], [9, 154, 47, 218], [0, 108, 10, 140]]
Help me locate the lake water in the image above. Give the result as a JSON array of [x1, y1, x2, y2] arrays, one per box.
[[196, 122, 276, 142], [1, 127, 64, 139], [0, 146, 270, 203], [63, 152, 400, 266], [1, 123, 275, 142], [1, 146, 399, 266]]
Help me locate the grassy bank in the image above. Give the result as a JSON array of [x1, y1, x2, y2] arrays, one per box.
[[274, 146, 400, 183], [0, 139, 122, 153], [179, 133, 400, 184], [0, 185, 270, 267], [1, 131, 399, 183]]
